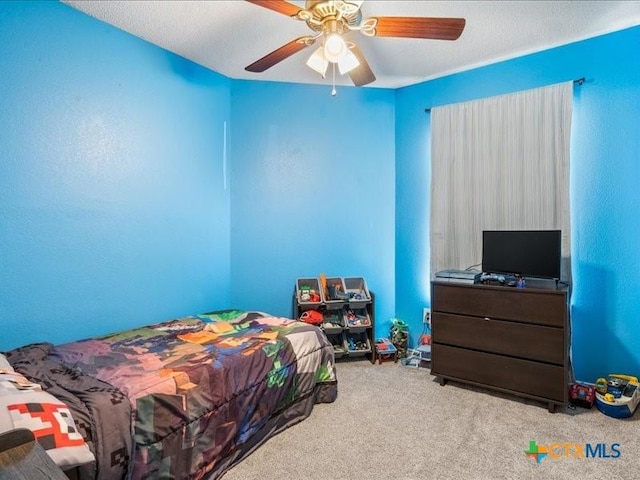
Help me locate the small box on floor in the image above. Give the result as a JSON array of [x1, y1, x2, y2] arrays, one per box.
[[402, 345, 431, 368], [374, 338, 397, 364]]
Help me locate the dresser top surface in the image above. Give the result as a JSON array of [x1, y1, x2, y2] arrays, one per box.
[[432, 279, 568, 295]]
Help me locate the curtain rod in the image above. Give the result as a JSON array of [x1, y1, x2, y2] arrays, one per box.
[[424, 77, 586, 113]]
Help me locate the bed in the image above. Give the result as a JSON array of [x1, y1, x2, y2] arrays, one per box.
[[1, 310, 338, 479]]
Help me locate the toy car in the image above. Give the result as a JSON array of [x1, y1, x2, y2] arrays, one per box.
[[569, 383, 595, 408]]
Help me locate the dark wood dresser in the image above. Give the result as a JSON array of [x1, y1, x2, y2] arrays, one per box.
[[431, 281, 569, 412]]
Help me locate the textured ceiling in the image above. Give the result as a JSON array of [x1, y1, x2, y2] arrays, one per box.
[[63, 0, 640, 89]]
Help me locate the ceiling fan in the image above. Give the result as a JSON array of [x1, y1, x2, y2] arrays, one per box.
[[244, 0, 466, 87]]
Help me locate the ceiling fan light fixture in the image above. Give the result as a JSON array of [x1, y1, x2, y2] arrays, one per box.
[[244, 0, 465, 89], [338, 49, 359, 74], [306, 46, 329, 77], [323, 32, 347, 63]]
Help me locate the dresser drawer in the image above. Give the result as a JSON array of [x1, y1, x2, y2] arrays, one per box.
[[432, 283, 567, 327], [431, 344, 567, 403], [432, 313, 565, 364]]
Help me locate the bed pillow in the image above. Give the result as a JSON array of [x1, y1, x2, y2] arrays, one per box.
[[198, 309, 245, 322], [0, 353, 13, 372], [0, 370, 95, 469]]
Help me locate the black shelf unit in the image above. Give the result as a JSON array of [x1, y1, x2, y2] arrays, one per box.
[[293, 283, 375, 364]]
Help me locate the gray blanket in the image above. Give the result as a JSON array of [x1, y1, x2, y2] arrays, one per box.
[[6, 343, 132, 480]]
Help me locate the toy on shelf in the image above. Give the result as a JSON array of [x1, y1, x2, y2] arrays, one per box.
[[345, 333, 369, 353], [321, 311, 343, 333], [343, 277, 371, 308], [296, 278, 322, 307], [594, 374, 639, 419], [344, 308, 371, 329], [299, 309, 323, 326]]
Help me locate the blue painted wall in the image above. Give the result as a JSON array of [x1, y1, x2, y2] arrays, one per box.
[[0, 1, 231, 349], [2, 1, 638, 383], [395, 26, 640, 382], [229, 80, 396, 333]]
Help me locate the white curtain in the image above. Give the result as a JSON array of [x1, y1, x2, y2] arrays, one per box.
[[430, 81, 572, 279]]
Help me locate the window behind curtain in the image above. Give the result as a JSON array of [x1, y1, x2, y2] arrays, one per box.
[[430, 81, 573, 280]]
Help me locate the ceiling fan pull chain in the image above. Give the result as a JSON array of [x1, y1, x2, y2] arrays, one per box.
[[331, 62, 337, 96]]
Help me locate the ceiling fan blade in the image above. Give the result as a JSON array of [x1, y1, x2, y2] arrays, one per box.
[[371, 17, 466, 40], [245, 37, 315, 73], [348, 44, 376, 87], [244, 0, 303, 17]]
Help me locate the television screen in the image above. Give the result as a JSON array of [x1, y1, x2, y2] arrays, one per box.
[[482, 230, 561, 279]]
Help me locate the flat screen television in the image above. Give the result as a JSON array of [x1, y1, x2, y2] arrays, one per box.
[[482, 230, 561, 280]]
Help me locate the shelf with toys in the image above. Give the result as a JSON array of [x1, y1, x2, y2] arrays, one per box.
[[293, 275, 375, 364]]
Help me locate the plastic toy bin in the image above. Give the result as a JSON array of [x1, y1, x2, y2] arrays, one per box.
[[344, 277, 371, 308], [344, 331, 371, 357], [322, 310, 344, 334], [343, 307, 371, 333], [320, 276, 347, 310], [327, 332, 346, 359], [296, 277, 322, 310]]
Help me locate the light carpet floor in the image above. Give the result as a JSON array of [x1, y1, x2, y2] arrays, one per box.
[[222, 360, 638, 480]]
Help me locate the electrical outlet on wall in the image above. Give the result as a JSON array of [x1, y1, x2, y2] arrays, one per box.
[[423, 307, 431, 325]]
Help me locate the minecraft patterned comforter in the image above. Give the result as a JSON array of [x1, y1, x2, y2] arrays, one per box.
[[8, 311, 338, 479]]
